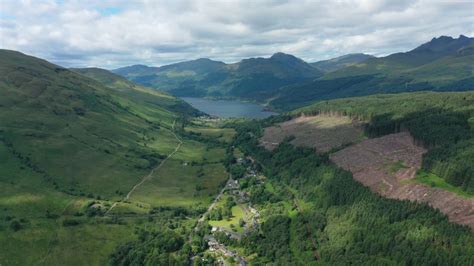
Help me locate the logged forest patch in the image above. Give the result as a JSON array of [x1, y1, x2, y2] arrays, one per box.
[[260, 115, 365, 153], [330, 132, 474, 228]]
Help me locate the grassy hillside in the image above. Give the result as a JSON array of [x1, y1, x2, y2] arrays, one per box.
[[310, 53, 374, 73], [0, 50, 190, 198], [271, 35, 474, 110], [113, 52, 322, 102], [0, 50, 230, 265], [71, 67, 199, 115], [298, 91, 474, 193]]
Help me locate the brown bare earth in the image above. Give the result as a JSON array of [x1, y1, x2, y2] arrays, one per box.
[[260, 115, 365, 153], [330, 132, 474, 228]]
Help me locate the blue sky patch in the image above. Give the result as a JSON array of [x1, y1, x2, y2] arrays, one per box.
[[98, 7, 122, 16]]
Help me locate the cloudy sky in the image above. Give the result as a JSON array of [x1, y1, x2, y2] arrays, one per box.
[[1, 0, 473, 68]]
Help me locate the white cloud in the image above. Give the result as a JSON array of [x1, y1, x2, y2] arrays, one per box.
[[0, 0, 472, 68]]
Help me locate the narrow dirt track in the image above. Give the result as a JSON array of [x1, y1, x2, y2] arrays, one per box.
[[105, 121, 182, 215], [196, 177, 231, 224], [41, 121, 182, 263], [40, 200, 75, 265]]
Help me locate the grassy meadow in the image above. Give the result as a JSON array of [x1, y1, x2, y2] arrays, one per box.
[[413, 170, 474, 198]]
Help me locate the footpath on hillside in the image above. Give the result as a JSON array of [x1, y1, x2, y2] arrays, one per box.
[[105, 121, 182, 215]]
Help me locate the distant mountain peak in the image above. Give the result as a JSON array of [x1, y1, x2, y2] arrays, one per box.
[[271, 52, 290, 57], [414, 35, 473, 54], [270, 52, 300, 61], [188, 57, 225, 65], [432, 35, 454, 41], [130, 64, 150, 67], [194, 58, 214, 62]]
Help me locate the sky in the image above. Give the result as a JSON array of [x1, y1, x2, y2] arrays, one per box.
[[0, 0, 473, 68]]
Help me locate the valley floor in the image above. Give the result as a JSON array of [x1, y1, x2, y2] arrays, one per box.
[[0, 118, 233, 265]]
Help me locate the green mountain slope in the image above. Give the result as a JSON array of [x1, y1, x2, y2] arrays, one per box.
[[117, 58, 228, 97], [71, 67, 199, 115], [113, 52, 322, 101], [113, 64, 158, 77], [0, 50, 231, 265], [0, 50, 195, 198], [310, 53, 374, 73], [324, 35, 474, 79], [271, 35, 474, 110]]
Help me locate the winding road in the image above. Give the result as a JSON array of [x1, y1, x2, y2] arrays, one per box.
[[192, 176, 232, 235]]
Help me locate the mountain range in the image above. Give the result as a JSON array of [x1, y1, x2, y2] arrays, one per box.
[[114, 35, 474, 110], [114, 52, 322, 101]]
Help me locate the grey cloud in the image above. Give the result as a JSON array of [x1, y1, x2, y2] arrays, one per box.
[[0, 0, 472, 68]]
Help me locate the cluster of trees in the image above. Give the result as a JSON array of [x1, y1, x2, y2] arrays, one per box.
[[148, 206, 206, 219], [208, 207, 230, 221], [109, 229, 189, 265], [242, 215, 292, 264], [178, 129, 222, 148], [108, 199, 214, 264], [230, 119, 474, 265], [137, 152, 165, 170], [208, 197, 236, 221], [0, 136, 53, 184], [223, 145, 248, 179]]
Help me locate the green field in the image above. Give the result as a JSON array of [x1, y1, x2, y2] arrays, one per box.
[[413, 170, 474, 198], [386, 160, 407, 174], [209, 205, 246, 233], [128, 159, 227, 208], [185, 126, 236, 143], [0, 121, 229, 265], [0, 146, 138, 265]]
